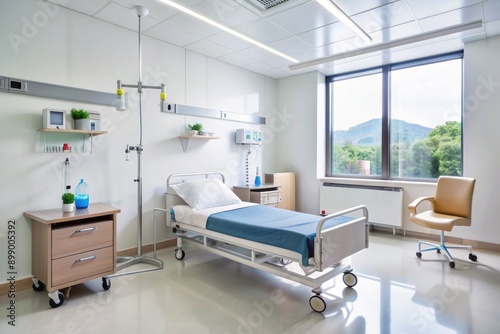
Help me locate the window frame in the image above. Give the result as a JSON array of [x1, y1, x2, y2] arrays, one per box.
[[325, 51, 464, 181]]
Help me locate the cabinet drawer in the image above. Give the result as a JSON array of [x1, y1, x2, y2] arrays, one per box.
[[52, 247, 113, 286], [260, 191, 280, 205], [52, 220, 113, 259]]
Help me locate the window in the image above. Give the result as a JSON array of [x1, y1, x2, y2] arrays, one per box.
[[330, 70, 383, 176], [326, 53, 463, 180]]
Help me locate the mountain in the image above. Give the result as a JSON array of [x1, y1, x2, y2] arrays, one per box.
[[334, 118, 432, 146]]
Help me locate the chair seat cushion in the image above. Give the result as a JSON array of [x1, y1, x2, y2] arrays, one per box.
[[410, 210, 471, 232]]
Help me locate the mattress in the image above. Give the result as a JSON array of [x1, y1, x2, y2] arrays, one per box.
[[172, 204, 352, 266]]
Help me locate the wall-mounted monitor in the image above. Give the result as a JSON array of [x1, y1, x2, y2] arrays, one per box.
[[235, 128, 262, 145], [42, 108, 66, 129]]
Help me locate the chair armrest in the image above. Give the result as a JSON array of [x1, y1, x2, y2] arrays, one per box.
[[408, 196, 434, 215]]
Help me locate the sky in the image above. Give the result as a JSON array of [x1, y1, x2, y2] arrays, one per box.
[[332, 58, 462, 131]]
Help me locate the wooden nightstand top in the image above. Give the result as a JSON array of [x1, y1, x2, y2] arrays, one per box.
[[233, 184, 280, 191], [24, 202, 120, 225]]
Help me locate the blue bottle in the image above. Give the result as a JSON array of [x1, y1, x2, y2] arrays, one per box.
[[75, 179, 89, 209], [254, 167, 262, 186]]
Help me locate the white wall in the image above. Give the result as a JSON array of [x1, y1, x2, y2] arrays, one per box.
[[275, 36, 500, 246], [463, 36, 500, 244], [0, 0, 276, 281], [274, 72, 325, 214]]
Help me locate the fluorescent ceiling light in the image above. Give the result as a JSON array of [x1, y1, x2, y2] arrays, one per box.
[[317, 0, 371, 44], [155, 0, 299, 63], [289, 20, 483, 71]]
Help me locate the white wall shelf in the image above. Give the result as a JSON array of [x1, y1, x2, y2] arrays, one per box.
[[37, 128, 108, 153], [178, 135, 220, 152], [39, 128, 107, 136]]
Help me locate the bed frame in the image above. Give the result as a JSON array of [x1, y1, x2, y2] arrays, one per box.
[[165, 172, 369, 313]]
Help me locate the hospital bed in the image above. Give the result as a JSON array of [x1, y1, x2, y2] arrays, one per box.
[[165, 172, 369, 313]]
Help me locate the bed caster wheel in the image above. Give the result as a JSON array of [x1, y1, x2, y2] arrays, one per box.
[[49, 291, 65, 308], [343, 272, 358, 287], [469, 253, 478, 262], [309, 295, 326, 313], [175, 248, 185, 260], [416, 252, 422, 259], [449, 261, 455, 269], [102, 278, 111, 291], [32, 280, 45, 292]]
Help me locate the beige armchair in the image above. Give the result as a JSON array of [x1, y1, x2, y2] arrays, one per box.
[[408, 176, 477, 268]]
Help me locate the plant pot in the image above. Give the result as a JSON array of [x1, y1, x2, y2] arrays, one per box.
[[74, 119, 91, 130], [62, 203, 74, 213]]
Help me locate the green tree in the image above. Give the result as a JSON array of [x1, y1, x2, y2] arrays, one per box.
[[409, 140, 432, 178], [428, 121, 461, 177], [436, 140, 461, 176], [333, 120, 461, 178]]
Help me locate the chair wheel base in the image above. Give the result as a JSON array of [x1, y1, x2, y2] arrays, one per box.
[[416, 252, 422, 259], [449, 261, 455, 268], [469, 253, 478, 262]]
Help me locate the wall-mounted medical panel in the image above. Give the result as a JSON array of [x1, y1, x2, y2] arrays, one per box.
[[235, 128, 262, 145], [176, 104, 221, 118], [0, 77, 6, 91], [221, 111, 265, 125], [8, 78, 28, 92], [0, 75, 118, 106], [161, 102, 266, 125]]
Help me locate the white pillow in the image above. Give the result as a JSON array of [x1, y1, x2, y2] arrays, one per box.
[[170, 178, 241, 210]]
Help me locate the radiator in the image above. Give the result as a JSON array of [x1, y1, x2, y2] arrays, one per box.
[[320, 183, 403, 230]]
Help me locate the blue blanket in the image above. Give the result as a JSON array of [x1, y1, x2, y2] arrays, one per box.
[[206, 205, 351, 266]]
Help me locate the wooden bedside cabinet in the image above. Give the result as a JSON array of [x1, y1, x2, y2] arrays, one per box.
[[233, 184, 281, 208], [24, 202, 120, 308], [264, 172, 295, 211]]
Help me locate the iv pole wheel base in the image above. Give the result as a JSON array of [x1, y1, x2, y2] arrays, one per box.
[[133, 6, 149, 17]]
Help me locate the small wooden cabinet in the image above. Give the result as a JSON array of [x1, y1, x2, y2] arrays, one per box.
[[233, 184, 281, 208], [24, 203, 120, 308], [264, 172, 296, 211]]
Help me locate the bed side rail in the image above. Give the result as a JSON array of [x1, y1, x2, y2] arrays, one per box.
[[314, 205, 369, 271]]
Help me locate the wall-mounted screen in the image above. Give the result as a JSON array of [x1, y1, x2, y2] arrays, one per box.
[[42, 108, 66, 129]]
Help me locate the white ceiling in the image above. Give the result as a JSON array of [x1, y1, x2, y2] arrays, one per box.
[[47, 0, 500, 79]]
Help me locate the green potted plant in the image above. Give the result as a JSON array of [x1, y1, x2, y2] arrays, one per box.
[[70, 108, 90, 130], [61, 192, 75, 213], [188, 123, 203, 136], [187, 123, 203, 135]]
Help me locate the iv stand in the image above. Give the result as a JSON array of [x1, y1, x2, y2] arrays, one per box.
[[107, 6, 163, 277]]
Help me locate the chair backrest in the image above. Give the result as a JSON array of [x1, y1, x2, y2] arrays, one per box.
[[433, 176, 476, 218]]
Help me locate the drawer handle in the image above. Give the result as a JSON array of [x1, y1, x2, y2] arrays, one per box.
[[76, 255, 96, 262], [75, 227, 96, 233]]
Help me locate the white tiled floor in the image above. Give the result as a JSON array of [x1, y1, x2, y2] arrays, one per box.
[[2, 232, 500, 333]]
